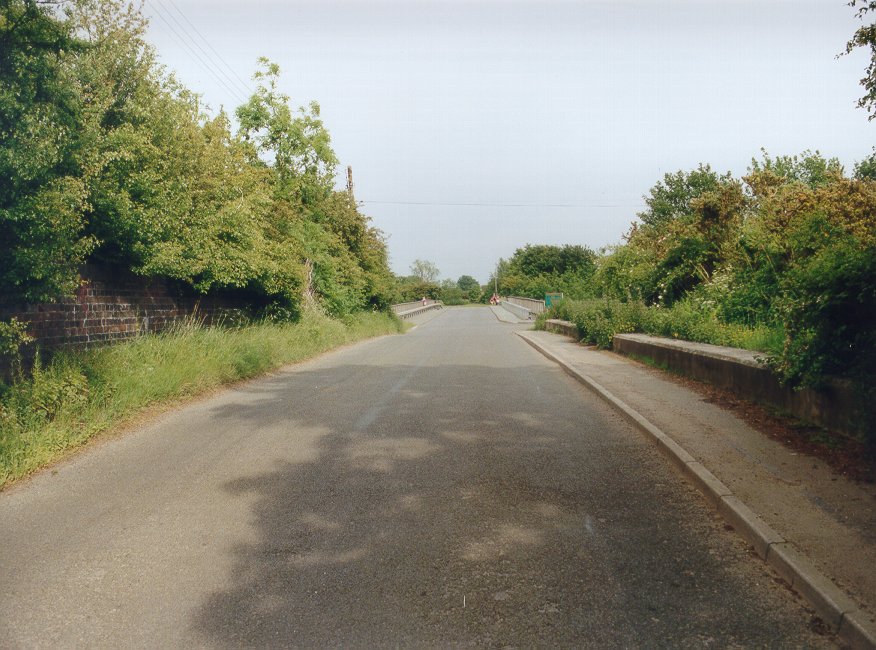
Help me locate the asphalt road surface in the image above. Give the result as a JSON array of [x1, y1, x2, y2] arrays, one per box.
[[0, 307, 832, 648]]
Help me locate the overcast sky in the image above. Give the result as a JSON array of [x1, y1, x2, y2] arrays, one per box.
[[143, 0, 873, 284]]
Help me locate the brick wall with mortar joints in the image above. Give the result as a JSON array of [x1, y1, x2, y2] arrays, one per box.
[[0, 265, 252, 378]]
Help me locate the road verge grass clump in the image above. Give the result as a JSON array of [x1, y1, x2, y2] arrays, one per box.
[[0, 310, 402, 488]]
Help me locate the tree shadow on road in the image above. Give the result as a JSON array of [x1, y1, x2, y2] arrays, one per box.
[[188, 359, 830, 647]]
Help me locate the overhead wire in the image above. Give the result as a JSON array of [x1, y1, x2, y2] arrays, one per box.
[[358, 200, 645, 209], [149, 0, 250, 107], [161, 0, 254, 99], [151, 0, 249, 105], [144, 3, 644, 215]]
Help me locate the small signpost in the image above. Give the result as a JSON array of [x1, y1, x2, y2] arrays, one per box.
[[545, 292, 564, 308]]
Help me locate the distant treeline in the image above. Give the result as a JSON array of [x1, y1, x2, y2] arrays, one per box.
[[1, 0, 393, 320]]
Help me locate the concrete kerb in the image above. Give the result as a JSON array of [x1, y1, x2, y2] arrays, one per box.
[[516, 330, 876, 649]]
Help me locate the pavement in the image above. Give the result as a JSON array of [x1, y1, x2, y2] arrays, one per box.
[[0, 307, 838, 647], [518, 329, 876, 648]]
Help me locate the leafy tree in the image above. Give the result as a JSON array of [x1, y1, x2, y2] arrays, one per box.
[[236, 58, 338, 205], [307, 191, 394, 311], [745, 149, 844, 196], [391, 275, 441, 302], [636, 165, 727, 229], [855, 149, 876, 179], [506, 244, 596, 277], [653, 180, 747, 305], [494, 244, 598, 300], [592, 243, 653, 302], [67, 0, 200, 269], [456, 275, 481, 300], [771, 216, 875, 385], [594, 167, 745, 306], [843, 0, 876, 120], [0, 0, 394, 323], [440, 286, 465, 305], [141, 111, 278, 294], [0, 0, 93, 302], [410, 259, 440, 283]]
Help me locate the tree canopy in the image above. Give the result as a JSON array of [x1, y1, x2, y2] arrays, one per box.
[[495, 150, 876, 402], [409, 259, 440, 284], [494, 244, 597, 300], [0, 0, 393, 317], [844, 0, 876, 120]]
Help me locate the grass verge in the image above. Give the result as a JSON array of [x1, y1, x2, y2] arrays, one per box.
[[0, 310, 402, 488]]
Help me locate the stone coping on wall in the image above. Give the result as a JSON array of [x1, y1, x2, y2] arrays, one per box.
[[615, 332, 767, 366]]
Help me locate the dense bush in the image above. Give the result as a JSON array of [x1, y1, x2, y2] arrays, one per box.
[[391, 277, 442, 303], [524, 150, 876, 446], [493, 244, 597, 301], [0, 0, 393, 321]]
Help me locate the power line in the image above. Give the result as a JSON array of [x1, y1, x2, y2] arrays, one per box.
[[358, 200, 645, 209], [149, 0, 250, 107], [151, 0, 249, 105], [162, 0, 254, 98]]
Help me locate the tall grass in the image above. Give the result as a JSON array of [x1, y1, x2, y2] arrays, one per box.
[[0, 310, 402, 487]]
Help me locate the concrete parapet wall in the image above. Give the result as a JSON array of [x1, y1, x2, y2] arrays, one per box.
[[612, 333, 860, 439], [392, 302, 442, 319], [544, 319, 578, 338], [391, 299, 439, 315], [500, 300, 532, 320], [508, 296, 545, 314]]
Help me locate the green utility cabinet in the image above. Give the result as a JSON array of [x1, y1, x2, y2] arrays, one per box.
[[545, 293, 564, 307]]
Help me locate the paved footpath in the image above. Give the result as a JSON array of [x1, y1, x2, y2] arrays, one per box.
[[0, 308, 843, 647], [519, 329, 876, 647]]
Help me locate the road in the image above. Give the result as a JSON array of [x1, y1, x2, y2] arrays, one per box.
[[0, 307, 831, 647]]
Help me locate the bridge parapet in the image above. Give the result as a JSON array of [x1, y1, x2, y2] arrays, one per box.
[[541, 324, 860, 440], [612, 333, 859, 439], [507, 296, 546, 314], [500, 300, 533, 320], [391, 300, 442, 319]]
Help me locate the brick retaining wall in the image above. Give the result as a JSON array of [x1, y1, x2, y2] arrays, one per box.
[[0, 265, 253, 376]]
